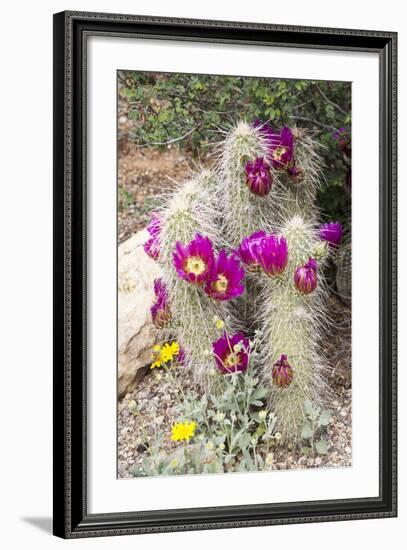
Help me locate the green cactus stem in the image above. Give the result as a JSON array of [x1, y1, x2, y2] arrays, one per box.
[[158, 172, 231, 387], [258, 216, 331, 441]]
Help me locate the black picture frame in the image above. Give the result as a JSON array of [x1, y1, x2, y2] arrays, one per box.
[[53, 10, 397, 539]]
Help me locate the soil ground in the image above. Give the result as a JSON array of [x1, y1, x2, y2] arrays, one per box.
[[118, 144, 204, 243]]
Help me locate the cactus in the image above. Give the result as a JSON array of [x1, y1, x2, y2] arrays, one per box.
[[215, 121, 281, 247], [145, 121, 338, 443], [158, 171, 233, 387], [336, 240, 352, 305], [257, 216, 331, 441], [272, 129, 324, 226]]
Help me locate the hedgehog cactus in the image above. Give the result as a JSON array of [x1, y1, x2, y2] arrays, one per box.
[[257, 216, 330, 440], [215, 122, 279, 323], [157, 172, 236, 386], [273, 129, 324, 225], [144, 120, 339, 443], [216, 121, 280, 247], [336, 240, 352, 305]]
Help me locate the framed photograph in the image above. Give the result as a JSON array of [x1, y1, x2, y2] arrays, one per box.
[[53, 11, 397, 538]]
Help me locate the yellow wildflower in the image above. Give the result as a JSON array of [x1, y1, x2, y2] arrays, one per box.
[[150, 357, 162, 369], [160, 341, 180, 363], [171, 421, 197, 442], [150, 341, 181, 369], [150, 344, 163, 369]]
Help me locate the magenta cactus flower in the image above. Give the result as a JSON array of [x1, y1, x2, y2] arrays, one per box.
[[212, 332, 250, 374], [151, 278, 170, 328], [177, 346, 187, 366], [252, 119, 276, 142], [319, 222, 343, 248], [269, 127, 294, 170], [143, 212, 161, 260], [205, 250, 245, 301], [237, 230, 266, 269], [144, 238, 160, 260], [272, 354, 294, 388], [253, 120, 296, 170], [294, 257, 318, 295], [244, 157, 273, 196], [256, 234, 288, 277], [172, 234, 215, 284], [146, 212, 161, 238]]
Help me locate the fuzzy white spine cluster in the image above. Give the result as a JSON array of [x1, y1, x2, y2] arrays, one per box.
[[158, 170, 230, 386], [214, 122, 274, 325], [271, 130, 324, 226], [152, 123, 331, 436], [215, 122, 280, 247], [258, 217, 330, 441]]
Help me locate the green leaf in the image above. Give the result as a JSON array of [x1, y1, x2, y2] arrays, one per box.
[[301, 446, 311, 456], [318, 410, 332, 427], [315, 440, 329, 454], [237, 433, 252, 450], [303, 399, 314, 416], [301, 421, 313, 440], [239, 459, 247, 472], [251, 386, 268, 401], [250, 411, 261, 423]]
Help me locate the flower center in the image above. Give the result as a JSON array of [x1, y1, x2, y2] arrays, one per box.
[[273, 146, 286, 161], [225, 352, 241, 367], [184, 255, 207, 275], [213, 274, 228, 293]]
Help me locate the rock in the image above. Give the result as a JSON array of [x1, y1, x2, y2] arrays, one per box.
[[118, 229, 162, 398]]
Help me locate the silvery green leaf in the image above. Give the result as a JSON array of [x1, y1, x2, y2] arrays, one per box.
[[239, 433, 252, 449], [301, 446, 311, 455], [318, 410, 332, 426], [231, 429, 245, 449], [250, 411, 260, 423], [303, 399, 314, 416], [239, 459, 247, 472], [251, 386, 268, 401], [315, 440, 329, 454], [301, 421, 313, 440], [214, 434, 226, 445]]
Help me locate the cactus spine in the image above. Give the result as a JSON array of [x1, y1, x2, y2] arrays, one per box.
[[216, 122, 280, 246], [336, 240, 352, 305], [258, 216, 330, 440], [158, 171, 231, 386], [149, 122, 333, 440], [272, 130, 324, 226]]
